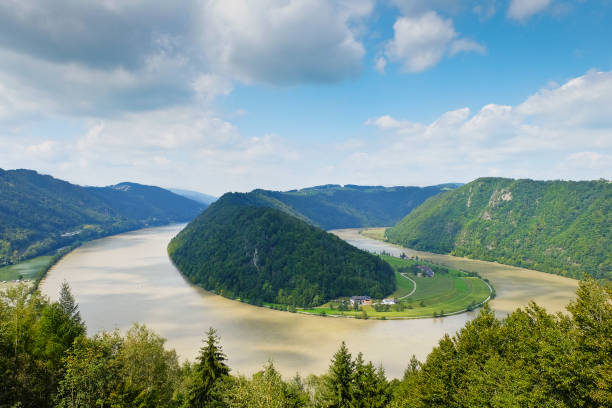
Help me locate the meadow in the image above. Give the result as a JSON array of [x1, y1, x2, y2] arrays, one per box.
[[0, 255, 54, 282], [298, 255, 492, 319]]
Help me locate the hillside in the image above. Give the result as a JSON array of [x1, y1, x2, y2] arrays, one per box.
[[386, 178, 612, 280], [169, 188, 217, 205], [223, 183, 457, 230], [0, 169, 206, 265], [168, 194, 396, 307]]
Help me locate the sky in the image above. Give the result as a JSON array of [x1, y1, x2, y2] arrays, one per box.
[[0, 0, 611, 196]]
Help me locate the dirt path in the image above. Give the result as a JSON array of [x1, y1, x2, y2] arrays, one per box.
[[397, 273, 417, 299]]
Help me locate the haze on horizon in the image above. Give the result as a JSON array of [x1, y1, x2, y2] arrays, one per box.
[[0, 0, 611, 196]]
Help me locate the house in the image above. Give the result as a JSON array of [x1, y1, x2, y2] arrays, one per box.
[[382, 298, 396, 305], [350, 296, 372, 306], [416, 265, 434, 277]]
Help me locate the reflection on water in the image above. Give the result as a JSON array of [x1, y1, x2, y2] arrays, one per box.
[[40, 224, 577, 378]]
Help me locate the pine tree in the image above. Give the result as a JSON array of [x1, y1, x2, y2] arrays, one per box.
[[185, 327, 229, 407], [326, 341, 354, 408], [59, 279, 83, 327], [353, 353, 390, 408]]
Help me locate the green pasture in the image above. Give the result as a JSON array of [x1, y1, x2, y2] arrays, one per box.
[[298, 255, 491, 319], [0, 256, 55, 281]]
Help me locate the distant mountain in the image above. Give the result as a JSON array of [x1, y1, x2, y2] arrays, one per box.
[[225, 184, 455, 230], [168, 193, 396, 307], [0, 169, 206, 264], [386, 177, 612, 280], [169, 188, 217, 205]]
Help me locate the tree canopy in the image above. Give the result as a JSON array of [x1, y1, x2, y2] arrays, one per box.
[[168, 199, 396, 307], [386, 178, 612, 280], [0, 278, 610, 407], [0, 168, 205, 265]]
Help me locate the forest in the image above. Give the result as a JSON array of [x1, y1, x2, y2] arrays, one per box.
[[386, 178, 612, 281], [0, 169, 205, 265], [168, 195, 396, 307], [217, 183, 458, 231], [1, 278, 609, 407]]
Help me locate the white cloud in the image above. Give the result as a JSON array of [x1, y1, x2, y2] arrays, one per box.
[[199, 0, 373, 84], [507, 0, 552, 21], [449, 38, 486, 56], [375, 56, 387, 74], [365, 115, 406, 129], [0, 0, 377, 122], [361, 69, 612, 184], [385, 12, 485, 73]]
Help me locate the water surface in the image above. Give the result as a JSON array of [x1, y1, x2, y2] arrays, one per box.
[[332, 228, 579, 315], [40, 224, 577, 378]]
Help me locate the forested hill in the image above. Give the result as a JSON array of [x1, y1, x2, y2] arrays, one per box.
[[386, 177, 612, 280], [168, 194, 396, 307], [0, 169, 206, 265], [219, 183, 458, 230]]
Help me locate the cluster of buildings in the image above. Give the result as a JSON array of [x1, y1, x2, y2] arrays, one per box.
[[349, 295, 396, 306]]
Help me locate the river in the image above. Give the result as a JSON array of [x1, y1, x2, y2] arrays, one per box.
[[40, 224, 578, 378]]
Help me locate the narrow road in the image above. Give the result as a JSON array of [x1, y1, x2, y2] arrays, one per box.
[[397, 273, 417, 299]]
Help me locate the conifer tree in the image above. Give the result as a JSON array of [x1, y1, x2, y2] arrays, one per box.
[[185, 327, 229, 407], [326, 341, 354, 408], [59, 279, 83, 327]]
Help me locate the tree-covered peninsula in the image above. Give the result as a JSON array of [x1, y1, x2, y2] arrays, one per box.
[[168, 194, 396, 307], [386, 178, 612, 281]]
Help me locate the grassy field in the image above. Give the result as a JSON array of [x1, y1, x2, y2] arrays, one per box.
[[0, 255, 55, 282], [298, 256, 491, 319], [360, 228, 387, 241]]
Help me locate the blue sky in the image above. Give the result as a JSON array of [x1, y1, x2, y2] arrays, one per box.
[[0, 0, 611, 195]]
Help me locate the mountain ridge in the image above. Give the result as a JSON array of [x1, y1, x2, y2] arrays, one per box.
[[386, 177, 612, 280], [0, 168, 206, 264]]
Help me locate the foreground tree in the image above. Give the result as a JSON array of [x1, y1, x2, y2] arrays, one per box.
[[184, 327, 230, 407], [55, 325, 180, 408]]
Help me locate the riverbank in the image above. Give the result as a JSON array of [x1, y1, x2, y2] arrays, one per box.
[[0, 243, 79, 291], [292, 255, 492, 319], [332, 228, 579, 315]]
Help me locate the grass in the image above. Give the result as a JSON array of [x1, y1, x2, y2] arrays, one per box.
[[392, 270, 415, 298], [298, 255, 492, 319], [360, 228, 387, 241], [0, 256, 55, 281]]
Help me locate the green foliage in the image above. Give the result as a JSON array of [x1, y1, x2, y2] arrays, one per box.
[[183, 327, 230, 407], [0, 168, 205, 266], [0, 279, 610, 407], [168, 199, 396, 307], [55, 325, 181, 408], [392, 279, 612, 408], [0, 283, 86, 408], [386, 177, 612, 280], [241, 184, 455, 230], [316, 343, 390, 408], [225, 362, 309, 408]]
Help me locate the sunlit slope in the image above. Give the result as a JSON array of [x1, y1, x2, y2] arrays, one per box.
[[386, 178, 611, 280]]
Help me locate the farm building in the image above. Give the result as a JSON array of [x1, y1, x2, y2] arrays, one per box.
[[416, 265, 434, 277], [350, 296, 372, 306]]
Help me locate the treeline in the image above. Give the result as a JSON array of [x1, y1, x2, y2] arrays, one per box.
[[1, 279, 610, 407], [220, 183, 456, 231], [168, 200, 395, 307], [0, 169, 205, 265], [386, 178, 612, 281]]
